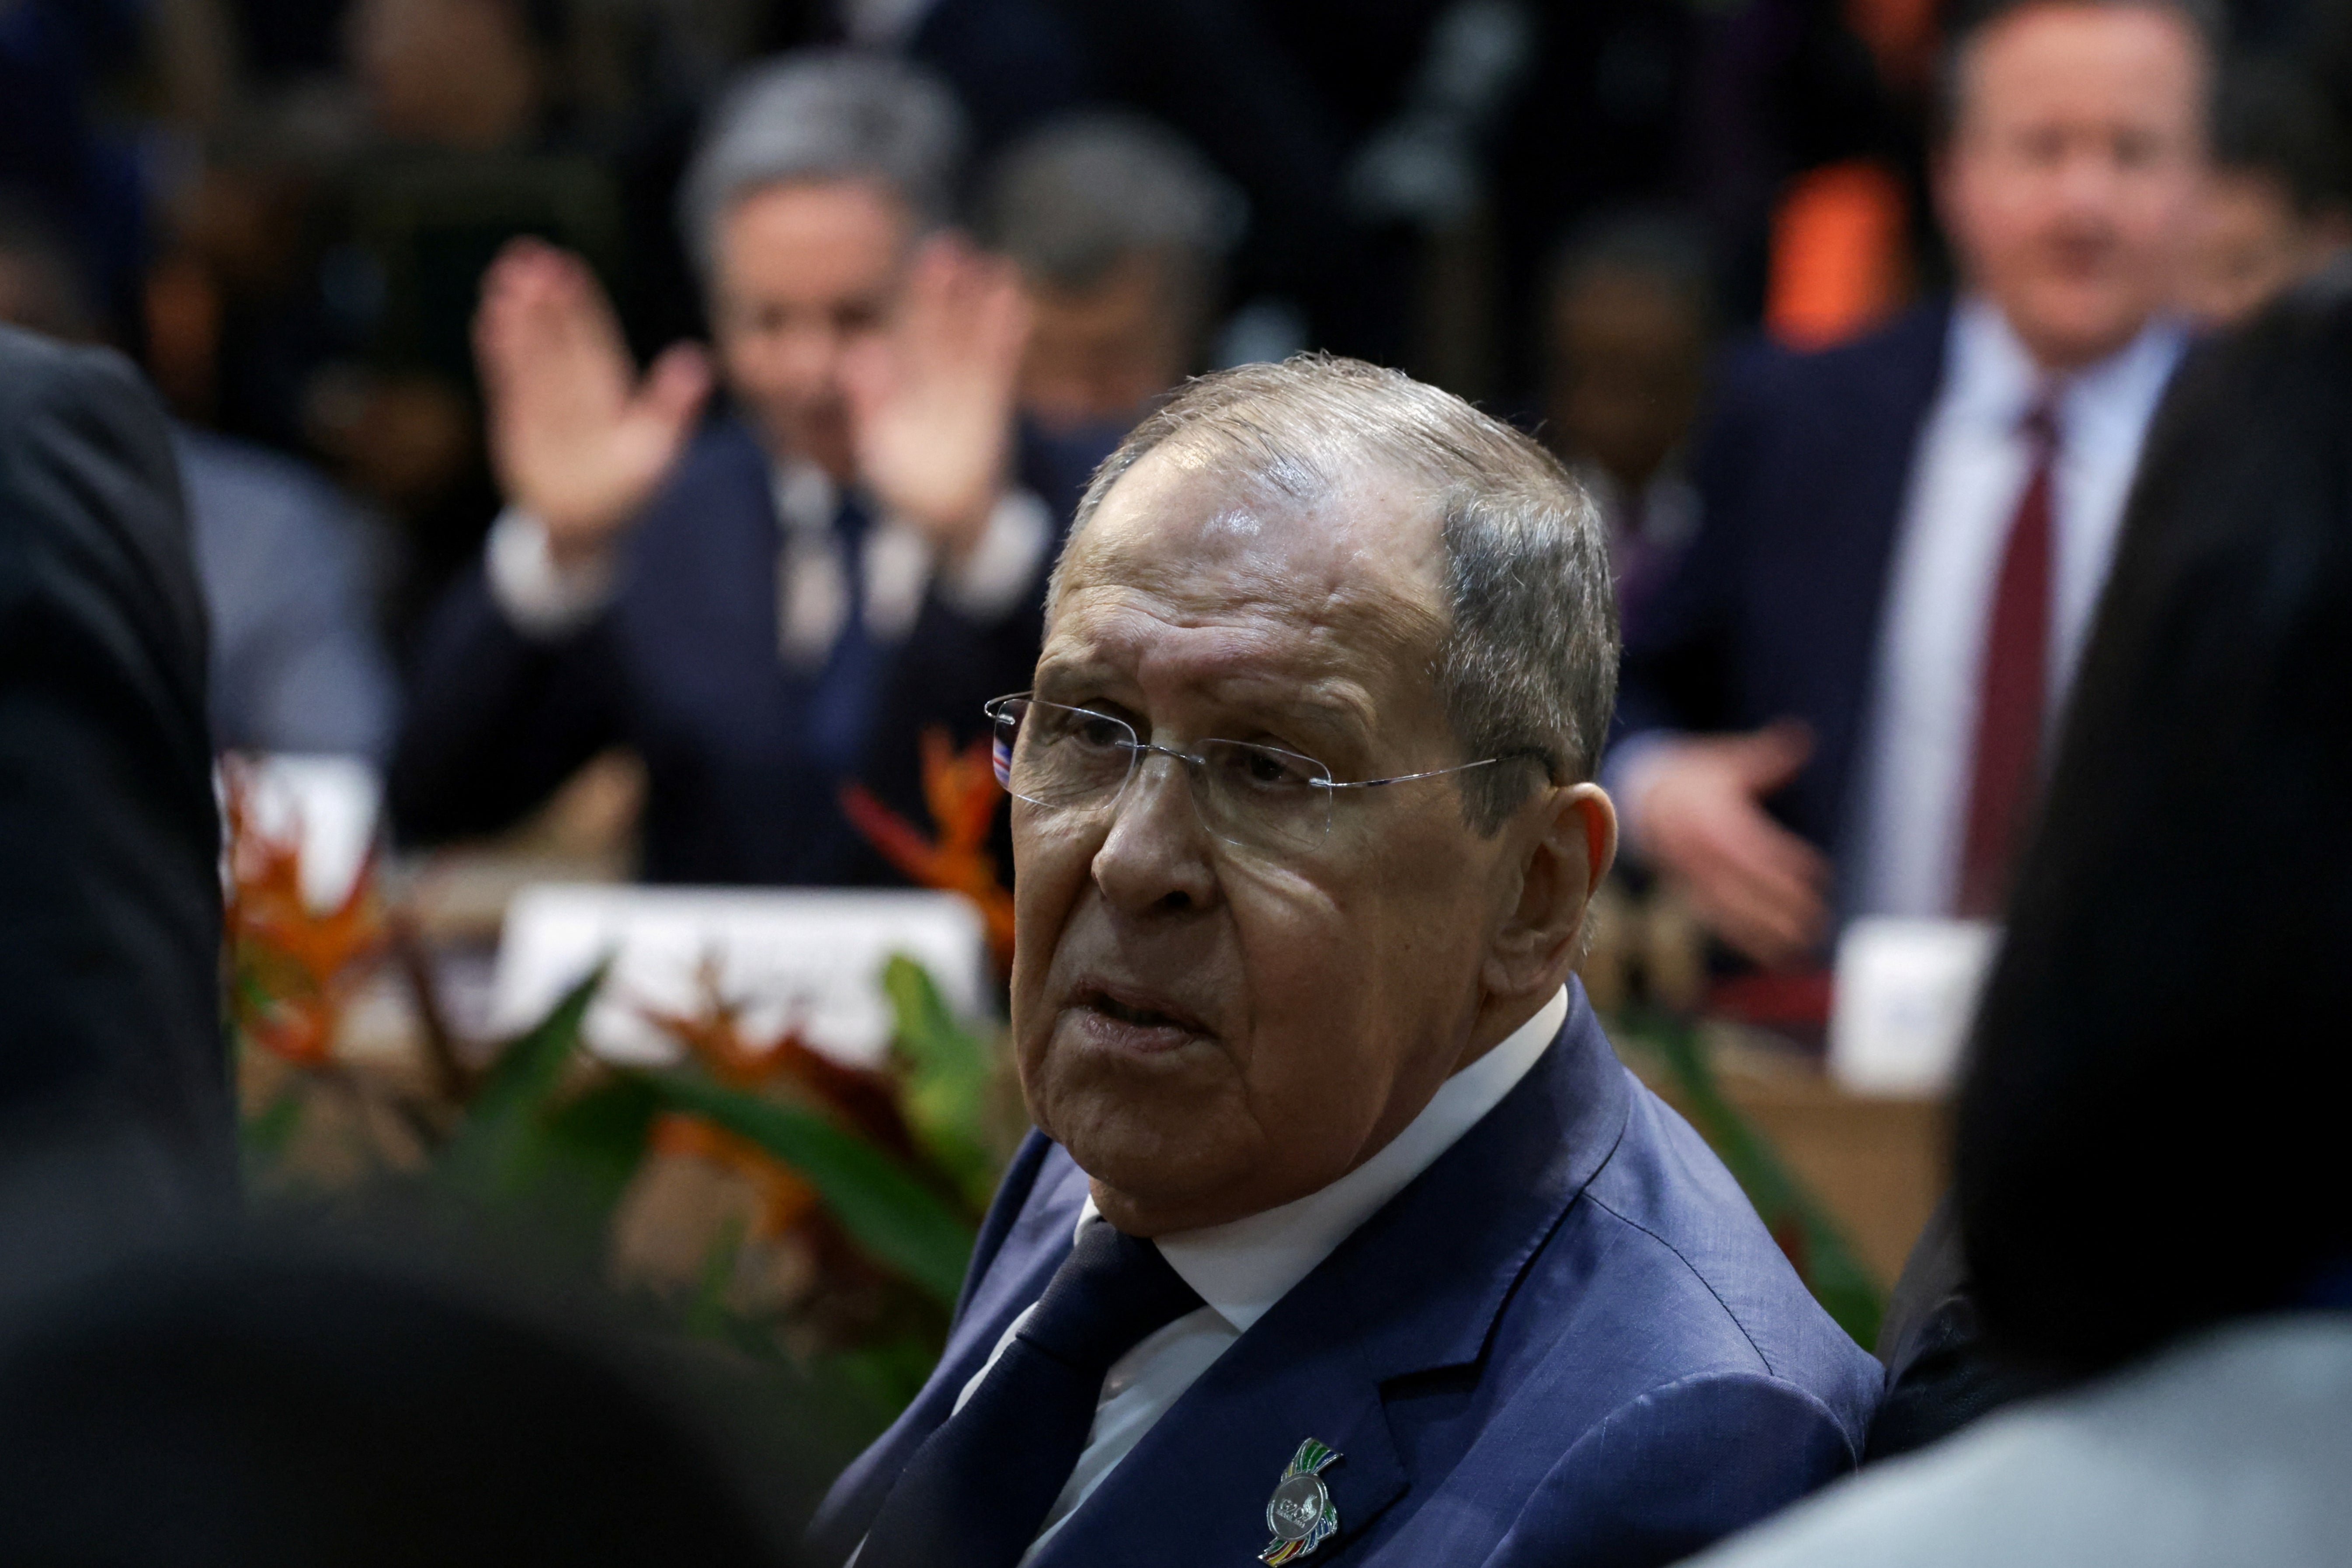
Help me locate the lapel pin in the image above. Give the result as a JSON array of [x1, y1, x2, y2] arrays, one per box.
[[1259, 1437, 1342, 1563]]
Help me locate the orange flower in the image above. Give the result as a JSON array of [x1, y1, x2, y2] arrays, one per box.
[[648, 1113, 824, 1239], [222, 765, 388, 1066], [638, 957, 923, 1159], [639, 957, 933, 1240], [839, 728, 1016, 971]]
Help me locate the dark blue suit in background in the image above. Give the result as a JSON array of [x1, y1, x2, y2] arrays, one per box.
[[390, 413, 1104, 885], [1616, 302, 1952, 862], [814, 984, 1880, 1568]]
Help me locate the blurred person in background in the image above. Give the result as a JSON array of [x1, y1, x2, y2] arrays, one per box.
[[978, 111, 1236, 442], [1679, 269, 2352, 1568], [390, 51, 1105, 887], [2177, 55, 2350, 326], [1613, 0, 2209, 970], [0, 0, 149, 337], [306, 0, 640, 628], [1539, 212, 1716, 646], [1, 322, 234, 1288], [0, 192, 398, 763]]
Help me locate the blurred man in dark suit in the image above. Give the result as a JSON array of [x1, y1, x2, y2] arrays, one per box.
[[0, 323, 235, 1267], [1613, 0, 2210, 965], [391, 52, 1104, 885]]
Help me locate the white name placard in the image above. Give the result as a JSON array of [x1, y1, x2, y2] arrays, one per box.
[[1829, 917, 2000, 1097], [491, 884, 992, 1068]]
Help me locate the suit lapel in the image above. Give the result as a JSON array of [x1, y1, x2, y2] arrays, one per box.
[[1793, 301, 1953, 864], [808, 1149, 1091, 1563], [1032, 985, 1635, 1567]]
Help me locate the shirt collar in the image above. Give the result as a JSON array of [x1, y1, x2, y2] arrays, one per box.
[[1074, 986, 1571, 1334], [1944, 294, 2189, 441], [773, 457, 840, 535]]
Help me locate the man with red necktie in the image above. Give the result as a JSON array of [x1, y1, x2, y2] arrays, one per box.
[[1611, 0, 2209, 966]]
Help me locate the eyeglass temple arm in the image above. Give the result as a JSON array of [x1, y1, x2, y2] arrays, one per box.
[[1320, 749, 1557, 793]]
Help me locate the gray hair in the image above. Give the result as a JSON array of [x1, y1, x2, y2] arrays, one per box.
[[1055, 354, 1619, 831], [979, 111, 1237, 316], [677, 49, 967, 278]]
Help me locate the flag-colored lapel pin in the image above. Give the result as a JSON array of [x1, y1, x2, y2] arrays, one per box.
[[1259, 1438, 1342, 1563]]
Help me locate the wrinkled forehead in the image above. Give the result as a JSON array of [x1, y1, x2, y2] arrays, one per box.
[[1045, 439, 1450, 690]]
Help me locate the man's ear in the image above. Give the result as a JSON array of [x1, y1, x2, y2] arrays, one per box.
[[1484, 783, 1619, 999]]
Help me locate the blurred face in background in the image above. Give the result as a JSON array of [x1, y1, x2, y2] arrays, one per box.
[[1018, 250, 1197, 435], [709, 178, 913, 479], [349, 0, 544, 150], [1939, 1, 2208, 369], [2179, 169, 2352, 326], [1544, 265, 1709, 493]]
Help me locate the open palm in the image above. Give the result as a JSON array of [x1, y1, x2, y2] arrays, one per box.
[[842, 237, 1032, 559], [474, 239, 712, 561]]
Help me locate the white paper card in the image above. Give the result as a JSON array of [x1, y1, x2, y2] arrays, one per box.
[[1830, 917, 2000, 1096], [223, 753, 383, 911], [490, 884, 991, 1068]]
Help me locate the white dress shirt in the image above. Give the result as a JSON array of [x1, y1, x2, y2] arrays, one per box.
[[949, 986, 1571, 1563], [483, 458, 1051, 649], [1850, 298, 2185, 917]]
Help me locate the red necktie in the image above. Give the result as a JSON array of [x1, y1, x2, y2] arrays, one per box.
[[1957, 401, 2059, 918]]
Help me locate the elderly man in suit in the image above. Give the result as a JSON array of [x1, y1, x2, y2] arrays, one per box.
[[391, 51, 1104, 884], [812, 356, 1880, 1568], [1613, 0, 2210, 966]]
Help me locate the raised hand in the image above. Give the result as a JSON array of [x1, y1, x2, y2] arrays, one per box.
[[1626, 721, 1831, 969], [841, 236, 1033, 560], [473, 239, 712, 567]]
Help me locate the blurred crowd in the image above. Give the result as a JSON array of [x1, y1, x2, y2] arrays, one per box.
[[7, 0, 2352, 969]]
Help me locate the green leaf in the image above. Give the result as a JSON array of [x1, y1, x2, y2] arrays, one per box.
[[822, 1334, 950, 1418], [532, 1074, 664, 1214], [439, 965, 605, 1200], [644, 1069, 976, 1308], [1637, 1012, 1886, 1349], [881, 954, 1000, 1211], [686, 1214, 750, 1340]]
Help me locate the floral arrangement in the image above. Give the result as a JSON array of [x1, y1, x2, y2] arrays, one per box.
[[226, 751, 1023, 1427]]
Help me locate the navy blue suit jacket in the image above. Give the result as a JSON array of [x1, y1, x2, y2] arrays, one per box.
[[390, 414, 1104, 885], [813, 985, 1880, 1568], [1616, 302, 1952, 862]]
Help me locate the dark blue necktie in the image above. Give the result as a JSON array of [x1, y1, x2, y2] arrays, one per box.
[[805, 493, 882, 778], [855, 1223, 1205, 1568]]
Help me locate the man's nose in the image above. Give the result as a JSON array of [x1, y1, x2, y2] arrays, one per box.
[[774, 319, 846, 389], [2051, 141, 2130, 217], [1090, 752, 1219, 916]]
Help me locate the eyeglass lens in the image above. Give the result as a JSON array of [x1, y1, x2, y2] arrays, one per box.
[[990, 697, 1336, 852]]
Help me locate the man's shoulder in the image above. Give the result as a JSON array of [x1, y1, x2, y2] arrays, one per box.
[[650, 415, 774, 506], [1516, 1072, 1882, 1430], [1711, 301, 1952, 437], [0, 329, 197, 642], [614, 416, 778, 583], [1723, 299, 1951, 389], [0, 329, 165, 489]]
